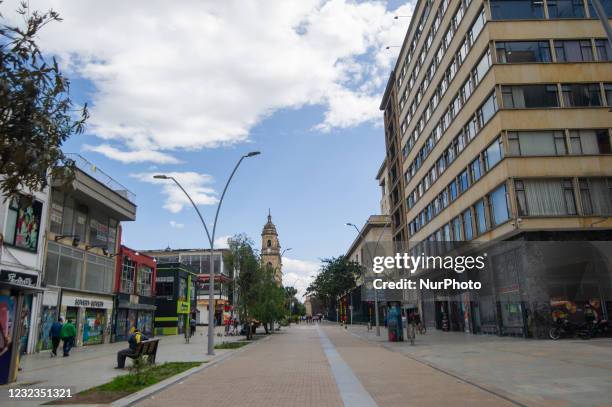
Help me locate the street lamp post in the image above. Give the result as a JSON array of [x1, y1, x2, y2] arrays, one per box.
[[154, 151, 260, 356]]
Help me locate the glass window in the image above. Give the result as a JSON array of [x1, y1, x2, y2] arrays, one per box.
[[449, 180, 458, 200], [121, 256, 136, 294], [138, 265, 153, 297], [490, 0, 545, 20], [588, 0, 612, 18], [89, 212, 109, 247], [548, 0, 586, 18], [489, 184, 510, 225], [509, 130, 567, 155], [561, 83, 602, 106], [50, 190, 64, 234], [514, 178, 577, 215], [474, 200, 488, 234], [485, 137, 504, 169], [458, 169, 470, 193], [496, 41, 552, 63], [452, 216, 463, 241], [569, 129, 612, 154], [578, 178, 612, 215], [595, 39, 612, 61], [605, 83, 612, 105], [480, 92, 498, 125], [471, 157, 483, 182], [474, 49, 492, 83], [554, 40, 594, 62], [502, 85, 559, 108], [462, 209, 474, 240]]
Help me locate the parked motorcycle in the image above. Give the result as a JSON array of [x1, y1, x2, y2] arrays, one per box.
[[587, 319, 610, 338], [549, 318, 591, 340]]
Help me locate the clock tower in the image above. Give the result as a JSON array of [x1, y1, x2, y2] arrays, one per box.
[[261, 211, 282, 285]]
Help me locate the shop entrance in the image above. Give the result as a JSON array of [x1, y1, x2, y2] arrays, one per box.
[[83, 308, 106, 345]]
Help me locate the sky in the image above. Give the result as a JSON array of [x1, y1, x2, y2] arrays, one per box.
[[3, 0, 413, 298]]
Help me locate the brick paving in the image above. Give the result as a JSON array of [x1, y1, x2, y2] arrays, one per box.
[[322, 325, 516, 407], [137, 324, 344, 407]]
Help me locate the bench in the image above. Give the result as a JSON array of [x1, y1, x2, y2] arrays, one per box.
[[127, 339, 159, 365]]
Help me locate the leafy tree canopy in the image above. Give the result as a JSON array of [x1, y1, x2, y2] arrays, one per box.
[[0, 1, 88, 197]]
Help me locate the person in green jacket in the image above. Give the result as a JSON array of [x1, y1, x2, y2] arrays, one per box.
[[60, 319, 76, 357]]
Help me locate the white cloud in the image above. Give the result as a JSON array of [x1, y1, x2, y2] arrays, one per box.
[[83, 144, 181, 164], [282, 257, 321, 299], [10, 0, 414, 162], [169, 221, 184, 229], [130, 171, 218, 213], [214, 235, 231, 249]]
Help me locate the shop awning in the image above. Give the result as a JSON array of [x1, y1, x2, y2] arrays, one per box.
[[117, 301, 157, 311]]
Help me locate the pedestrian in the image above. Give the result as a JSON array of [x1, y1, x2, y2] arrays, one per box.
[[116, 328, 148, 369], [190, 317, 197, 337], [60, 319, 76, 357], [49, 317, 63, 357]]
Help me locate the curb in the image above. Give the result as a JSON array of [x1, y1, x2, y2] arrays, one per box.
[[111, 336, 272, 407]]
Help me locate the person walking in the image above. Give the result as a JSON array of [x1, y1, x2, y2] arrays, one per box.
[[49, 317, 63, 357], [116, 328, 148, 369], [60, 319, 76, 357]]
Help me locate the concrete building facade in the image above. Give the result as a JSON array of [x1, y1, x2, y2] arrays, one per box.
[[380, 0, 612, 337]]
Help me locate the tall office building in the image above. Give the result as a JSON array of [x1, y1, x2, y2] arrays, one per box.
[[380, 0, 612, 336]]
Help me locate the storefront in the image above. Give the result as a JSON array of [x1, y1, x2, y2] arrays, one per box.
[[0, 270, 41, 385], [59, 291, 114, 346], [154, 263, 196, 335], [113, 246, 157, 341]]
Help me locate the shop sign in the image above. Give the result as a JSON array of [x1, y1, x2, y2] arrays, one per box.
[[0, 269, 38, 287], [177, 300, 190, 314], [62, 294, 113, 309]]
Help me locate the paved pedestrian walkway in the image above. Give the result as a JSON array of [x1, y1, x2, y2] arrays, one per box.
[[138, 324, 344, 407], [0, 326, 243, 407], [345, 323, 612, 407]]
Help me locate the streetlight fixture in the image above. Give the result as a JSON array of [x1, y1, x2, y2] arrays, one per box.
[[345, 221, 384, 337], [154, 150, 260, 356]]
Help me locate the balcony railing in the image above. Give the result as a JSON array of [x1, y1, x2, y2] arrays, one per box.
[[65, 153, 136, 203]]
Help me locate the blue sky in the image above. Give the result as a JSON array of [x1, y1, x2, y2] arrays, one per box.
[[7, 0, 413, 295]]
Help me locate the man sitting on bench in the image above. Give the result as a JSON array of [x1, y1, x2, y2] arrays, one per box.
[[116, 328, 148, 369]]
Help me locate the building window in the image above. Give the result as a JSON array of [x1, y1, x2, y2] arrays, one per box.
[[507, 130, 567, 155], [484, 137, 504, 169], [548, 0, 586, 18], [44, 242, 83, 289], [121, 256, 136, 294], [595, 39, 612, 61], [449, 180, 458, 201], [496, 41, 552, 63], [474, 199, 488, 235], [554, 40, 594, 62], [452, 216, 462, 241], [470, 156, 483, 183], [569, 129, 611, 154], [458, 169, 470, 194], [490, 0, 545, 20], [50, 190, 64, 234], [588, 0, 612, 18], [514, 178, 577, 216], [489, 184, 510, 226], [138, 265, 153, 297], [501, 85, 559, 108], [561, 83, 602, 106], [605, 83, 612, 105], [462, 209, 474, 240], [4, 196, 43, 252], [479, 92, 499, 127], [578, 178, 612, 215]]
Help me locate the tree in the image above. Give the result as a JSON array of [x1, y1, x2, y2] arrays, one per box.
[[251, 266, 285, 334], [305, 256, 361, 317], [0, 1, 88, 198]]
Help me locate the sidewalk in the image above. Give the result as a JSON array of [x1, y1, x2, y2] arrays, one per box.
[[0, 326, 246, 407], [345, 323, 612, 407], [137, 324, 344, 407]]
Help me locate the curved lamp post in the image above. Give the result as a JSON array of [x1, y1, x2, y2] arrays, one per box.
[[154, 150, 260, 355]]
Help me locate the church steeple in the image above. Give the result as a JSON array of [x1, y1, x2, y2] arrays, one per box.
[[261, 211, 282, 285]]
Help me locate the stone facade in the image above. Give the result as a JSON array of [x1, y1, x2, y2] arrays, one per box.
[[261, 212, 282, 284]]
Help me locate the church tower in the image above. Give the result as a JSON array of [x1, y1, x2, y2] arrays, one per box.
[[261, 211, 282, 285]]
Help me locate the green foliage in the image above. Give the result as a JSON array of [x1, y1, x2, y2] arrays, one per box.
[[306, 256, 361, 313], [225, 234, 286, 337], [128, 355, 149, 386], [94, 362, 201, 393], [0, 1, 88, 197]]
